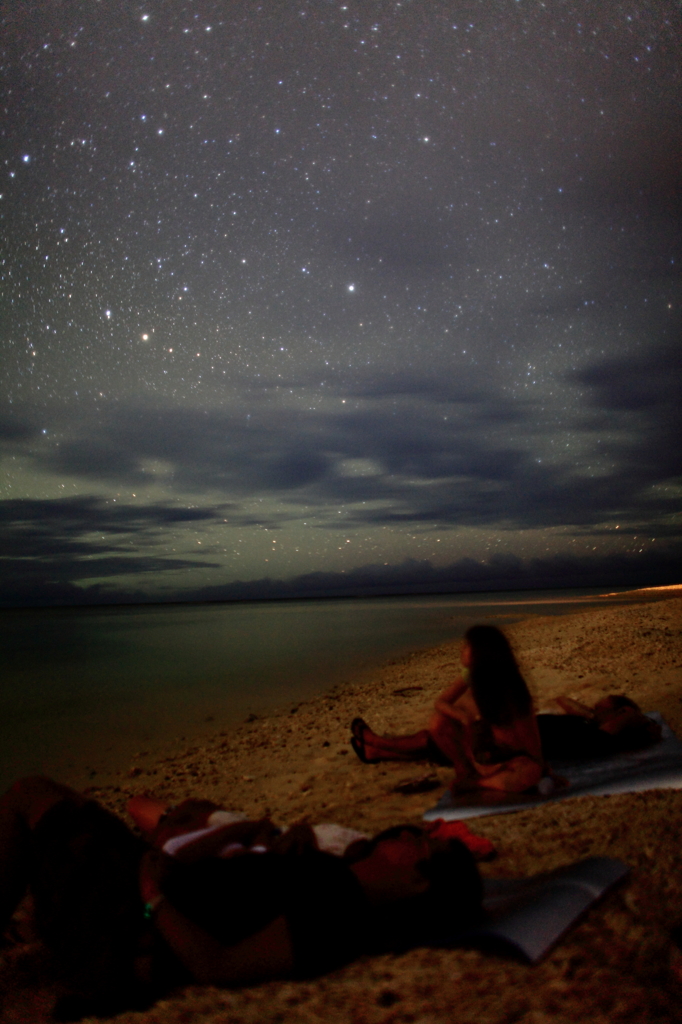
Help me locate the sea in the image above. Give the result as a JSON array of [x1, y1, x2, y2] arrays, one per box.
[[0, 586, 662, 791]]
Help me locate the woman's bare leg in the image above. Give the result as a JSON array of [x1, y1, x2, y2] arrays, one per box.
[[0, 777, 85, 935], [126, 795, 168, 837], [352, 716, 483, 781], [353, 717, 470, 769], [428, 714, 479, 789], [353, 721, 433, 762]]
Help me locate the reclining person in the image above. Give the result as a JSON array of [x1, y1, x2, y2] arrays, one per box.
[[537, 694, 662, 761], [0, 777, 482, 1020]]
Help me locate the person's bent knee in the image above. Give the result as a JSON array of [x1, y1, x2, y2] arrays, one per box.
[[428, 713, 457, 739]]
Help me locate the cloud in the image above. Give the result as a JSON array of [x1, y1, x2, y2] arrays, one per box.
[[571, 340, 682, 481], [574, 341, 681, 414], [5, 337, 681, 540], [0, 552, 213, 583], [3, 546, 679, 608], [17, 366, 539, 511], [0, 496, 223, 602], [0, 410, 39, 444], [43, 440, 147, 482], [179, 547, 682, 602], [0, 495, 226, 545], [257, 367, 488, 403]]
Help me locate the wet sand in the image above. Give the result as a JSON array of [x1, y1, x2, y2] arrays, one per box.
[[2, 589, 682, 1023]]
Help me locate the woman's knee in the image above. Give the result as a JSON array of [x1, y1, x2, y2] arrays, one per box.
[[428, 712, 454, 737]]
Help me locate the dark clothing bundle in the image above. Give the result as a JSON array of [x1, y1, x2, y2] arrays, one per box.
[[537, 714, 644, 760]]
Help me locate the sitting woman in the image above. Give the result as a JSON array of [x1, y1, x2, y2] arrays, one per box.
[[351, 624, 544, 794], [537, 694, 662, 761], [0, 777, 482, 1021]]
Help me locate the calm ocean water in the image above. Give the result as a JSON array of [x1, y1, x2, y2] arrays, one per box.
[[0, 587, 653, 790]]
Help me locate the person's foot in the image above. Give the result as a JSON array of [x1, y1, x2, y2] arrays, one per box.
[[350, 719, 382, 764], [351, 717, 369, 740]]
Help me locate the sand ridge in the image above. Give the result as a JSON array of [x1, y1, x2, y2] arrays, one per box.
[[2, 593, 682, 1022]]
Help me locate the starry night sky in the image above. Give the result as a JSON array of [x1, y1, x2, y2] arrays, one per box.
[[1, 0, 681, 607]]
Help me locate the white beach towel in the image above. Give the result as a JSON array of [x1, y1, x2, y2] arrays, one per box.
[[424, 712, 682, 822], [451, 857, 629, 963]]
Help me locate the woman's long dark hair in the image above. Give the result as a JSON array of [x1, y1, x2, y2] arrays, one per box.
[[465, 624, 532, 726]]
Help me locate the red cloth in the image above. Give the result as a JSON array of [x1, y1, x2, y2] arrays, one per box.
[[425, 818, 496, 860]]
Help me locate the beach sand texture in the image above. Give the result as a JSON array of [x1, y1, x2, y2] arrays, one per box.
[[2, 592, 682, 1023]]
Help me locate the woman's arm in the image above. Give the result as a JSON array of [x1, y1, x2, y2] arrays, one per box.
[[433, 678, 469, 720], [154, 901, 294, 985], [556, 695, 594, 719], [128, 796, 223, 845], [139, 850, 294, 985]]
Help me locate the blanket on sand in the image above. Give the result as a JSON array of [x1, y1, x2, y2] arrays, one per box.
[[424, 713, 682, 822], [454, 857, 629, 963]]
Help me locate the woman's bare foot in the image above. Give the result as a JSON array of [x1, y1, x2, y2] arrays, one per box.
[[349, 719, 431, 763]]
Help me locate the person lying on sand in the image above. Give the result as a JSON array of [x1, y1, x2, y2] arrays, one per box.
[[0, 777, 481, 1021], [351, 625, 545, 795], [537, 695, 662, 761]]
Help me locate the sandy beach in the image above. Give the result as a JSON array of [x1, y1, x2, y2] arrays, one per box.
[[2, 589, 682, 1023]]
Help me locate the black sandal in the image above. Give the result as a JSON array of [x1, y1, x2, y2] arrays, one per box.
[[351, 717, 369, 739], [349, 719, 381, 764]]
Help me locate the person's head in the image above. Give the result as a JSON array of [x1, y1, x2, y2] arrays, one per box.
[[345, 824, 482, 949], [593, 694, 638, 722], [464, 624, 532, 726], [593, 695, 662, 748]]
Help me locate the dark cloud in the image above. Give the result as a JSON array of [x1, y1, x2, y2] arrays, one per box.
[[4, 547, 677, 609], [572, 340, 682, 481], [246, 367, 509, 412], [0, 411, 39, 444], [0, 497, 223, 600], [8, 339, 682, 540], [43, 440, 147, 482], [574, 341, 682, 414], [0, 495, 226, 535], [0, 553, 213, 584], [184, 546, 679, 602], [10, 399, 537, 517]]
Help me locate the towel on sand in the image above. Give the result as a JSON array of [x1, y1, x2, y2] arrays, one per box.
[[449, 857, 629, 963], [424, 712, 682, 822]]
